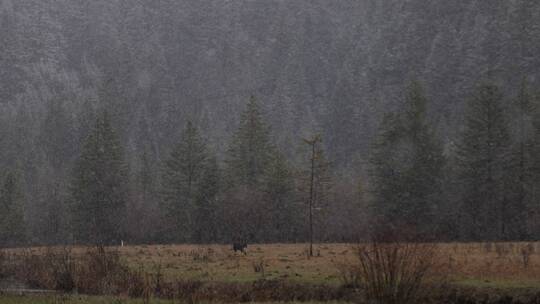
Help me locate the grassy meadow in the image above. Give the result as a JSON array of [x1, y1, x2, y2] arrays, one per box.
[[2, 242, 540, 303], [6, 242, 540, 287], [121, 242, 540, 289]]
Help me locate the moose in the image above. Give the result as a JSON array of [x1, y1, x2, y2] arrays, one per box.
[[232, 241, 248, 254]]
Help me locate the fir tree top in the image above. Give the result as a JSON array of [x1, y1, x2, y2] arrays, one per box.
[[226, 96, 275, 188]]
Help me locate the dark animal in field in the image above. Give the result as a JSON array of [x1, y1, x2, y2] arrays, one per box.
[[233, 242, 247, 254]]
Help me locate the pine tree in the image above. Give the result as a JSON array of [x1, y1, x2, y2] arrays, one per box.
[[38, 182, 69, 245], [369, 112, 403, 231], [262, 151, 298, 242], [138, 150, 156, 208], [39, 98, 77, 173], [70, 111, 127, 245], [0, 8, 24, 102], [223, 96, 277, 243], [369, 82, 444, 238], [192, 156, 220, 243], [401, 82, 444, 235], [456, 84, 512, 241], [161, 121, 207, 243], [508, 80, 536, 239], [127, 149, 159, 243], [527, 86, 540, 238], [225, 96, 274, 188], [0, 172, 26, 247]]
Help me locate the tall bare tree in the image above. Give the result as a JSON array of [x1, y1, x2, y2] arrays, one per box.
[[301, 134, 331, 256]]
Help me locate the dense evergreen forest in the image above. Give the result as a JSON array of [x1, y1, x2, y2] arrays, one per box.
[[1, 0, 540, 246]]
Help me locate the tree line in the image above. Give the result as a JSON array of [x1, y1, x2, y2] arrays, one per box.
[[370, 81, 540, 242], [0, 96, 338, 246], [1, 80, 538, 247]]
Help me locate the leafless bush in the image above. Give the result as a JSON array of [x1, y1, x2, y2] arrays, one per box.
[[153, 262, 164, 297], [335, 262, 361, 288], [252, 258, 265, 278], [495, 243, 509, 259], [520, 243, 534, 268], [124, 266, 147, 299], [47, 247, 76, 291], [75, 245, 132, 295], [9, 245, 135, 295], [14, 247, 75, 291], [0, 249, 16, 279], [123, 262, 165, 302], [355, 240, 438, 304]]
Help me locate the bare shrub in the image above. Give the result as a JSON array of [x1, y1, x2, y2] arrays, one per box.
[[495, 243, 509, 259], [335, 262, 361, 288], [520, 243, 534, 268], [355, 240, 438, 304], [47, 247, 76, 291], [252, 258, 265, 278], [14, 247, 75, 291], [10, 245, 136, 295], [124, 266, 147, 299], [0, 250, 8, 278], [74, 245, 132, 295], [153, 262, 164, 297]]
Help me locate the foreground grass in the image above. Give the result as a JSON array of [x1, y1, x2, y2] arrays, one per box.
[[454, 278, 540, 290], [0, 295, 348, 304], [0, 295, 170, 304]]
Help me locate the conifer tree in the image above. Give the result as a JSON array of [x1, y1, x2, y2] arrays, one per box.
[[70, 111, 127, 245], [369, 82, 443, 238], [401, 82, 444, 234], [161, 121, 207, 242], [262, 151, 298, 242], [225, 96, 274, 188], [192, 156, 220, 243], [526, 86, 540, 238], [456, 84, 512, 241], [224, 96, 291, 243], [138, 150, 156, 208], [38, 182, 69, 245], [0, 8, 23, 102], [0, 172, 26, 247], [127, 149, 159, 243], [508, 80, 536, 239], [369, 112, 403, 229], [39, 98, 76, 173]]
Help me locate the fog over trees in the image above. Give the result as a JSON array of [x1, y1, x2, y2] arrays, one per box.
[[1, 0, 540, 246]]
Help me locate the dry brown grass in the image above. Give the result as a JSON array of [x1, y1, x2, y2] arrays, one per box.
[[435, 242, 540, 287], [4, 242, 540, 288]]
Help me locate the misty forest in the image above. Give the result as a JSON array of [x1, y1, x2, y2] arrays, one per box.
[[1, 1, 540, 303]]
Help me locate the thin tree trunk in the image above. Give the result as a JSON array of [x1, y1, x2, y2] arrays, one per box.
[[309, 140, 315, 257]]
